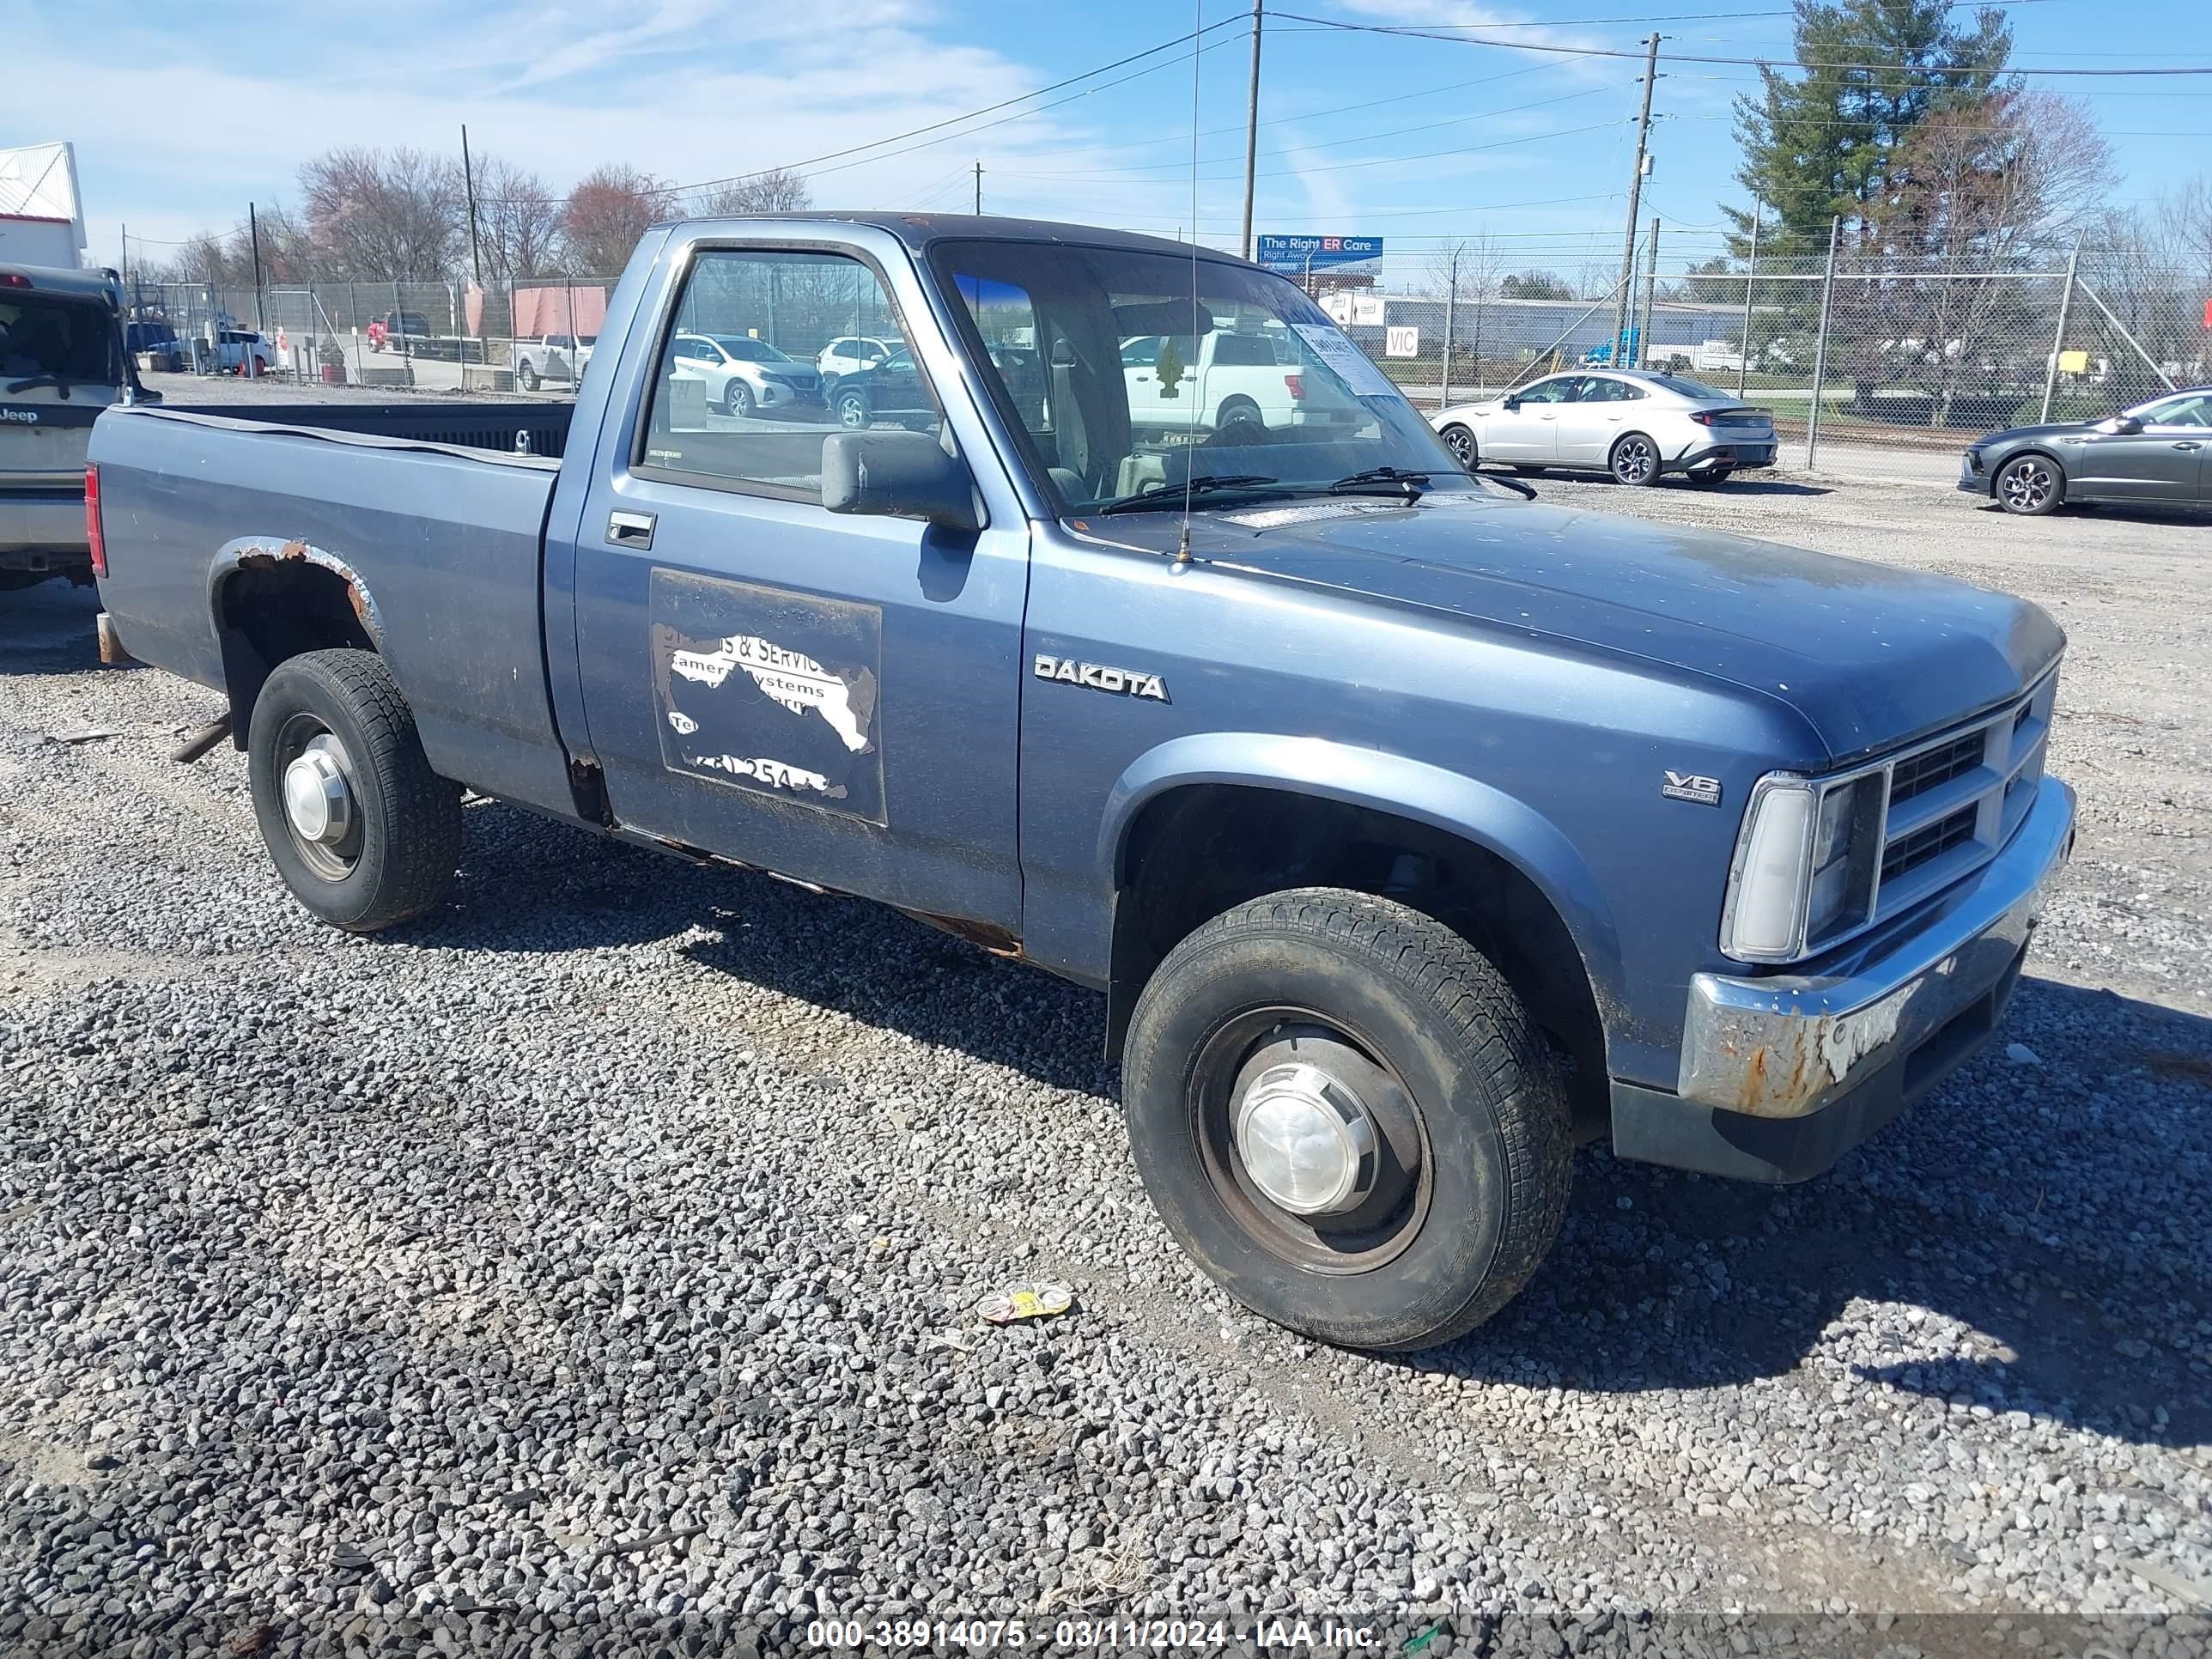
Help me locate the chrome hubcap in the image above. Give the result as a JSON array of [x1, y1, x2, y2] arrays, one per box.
[[276, 727, 362, 879], [1234, 1060, 1378, 1216]]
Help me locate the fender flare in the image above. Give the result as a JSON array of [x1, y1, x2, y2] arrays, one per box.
[[1097, 731, 1628, 1034]]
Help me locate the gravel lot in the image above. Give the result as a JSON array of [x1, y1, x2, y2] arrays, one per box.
[[3, 468, 2209, 1657]]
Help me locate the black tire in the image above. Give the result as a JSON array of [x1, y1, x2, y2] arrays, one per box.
[[836, 389, 869, 428], [517, 362, 538, 392], [1608, 431, 1662, 486], [1439, 423, 1478, 469], [1122, 888, 1572, 1351], [726, 381, 756, 419], [1687, 469, 1730, 489], [1996, 453, 2063, 515], [1510, 464, 1546, 476], [246, 649, 462, 933], [1217, 394, 1263, 430]]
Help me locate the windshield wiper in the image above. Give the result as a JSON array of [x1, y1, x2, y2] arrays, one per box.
[[4, 374, 81, 398], [1327, 465, 1430, 498], [1093, 473, 1285, 515]]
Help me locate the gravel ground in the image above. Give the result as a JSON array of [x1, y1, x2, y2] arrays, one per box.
[[3, 471, 2209, 1658]]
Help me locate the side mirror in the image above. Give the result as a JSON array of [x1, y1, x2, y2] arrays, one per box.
[[2110, 416, 2142, 435], [821, 430, 980, 532], [1502, 397, 1522, 412]]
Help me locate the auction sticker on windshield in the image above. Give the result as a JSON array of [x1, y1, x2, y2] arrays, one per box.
[[1291, 323, 1397, 399]]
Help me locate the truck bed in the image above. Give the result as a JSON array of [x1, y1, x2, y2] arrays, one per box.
[[89, 403, 581, 817]]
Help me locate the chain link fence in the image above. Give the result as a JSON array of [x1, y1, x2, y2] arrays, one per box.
[[122, 275, 621, 392], [121, 251, 2210, 488]]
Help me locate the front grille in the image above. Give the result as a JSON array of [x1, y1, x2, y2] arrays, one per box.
[[1865, 667, 2057, 927], [1888, 732, 1985, 805], [1881, 805, 1978, 884]]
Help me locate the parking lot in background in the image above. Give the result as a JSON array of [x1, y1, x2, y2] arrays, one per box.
[[3, 447, 2209, 1644]]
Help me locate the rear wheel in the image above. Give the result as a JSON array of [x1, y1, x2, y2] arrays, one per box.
[[1439, 424, 1478, 469], [1609, 432, 1662, 486], [1122, 888, 1572, 1351], [246, 649, 462, 933], [1996, 453, 2063, 515]]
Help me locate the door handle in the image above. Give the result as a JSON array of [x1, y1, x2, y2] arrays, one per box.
[[2172, 441, 2202, 451], [606, 510, 656, 549]]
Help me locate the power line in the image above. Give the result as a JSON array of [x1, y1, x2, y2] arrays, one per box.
[[1271, 10, 2212, 75], [654, 15, 1249, 201]]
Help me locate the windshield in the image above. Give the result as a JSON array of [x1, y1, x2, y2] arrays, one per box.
[[0, 292, 118, 387], [934, 240, 1470, 514]]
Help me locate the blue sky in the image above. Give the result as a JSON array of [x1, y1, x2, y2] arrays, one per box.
[[9, 0, 2209, 287]]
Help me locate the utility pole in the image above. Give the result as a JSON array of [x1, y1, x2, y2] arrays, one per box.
[[1806, 214, 1841, 469], [1440, 243, 1459, 407], [1611, 32, 1660, 365], [460, 124, 484, 286], [1239, 0, 1263, 261], [2039, 240, 2081, 423], [247, 202, 266, 335], [1738, 199, 1760, 398], [974, 160, 983, 216], [118, 223, 129, 313], [1638, 217, 1660, 369]]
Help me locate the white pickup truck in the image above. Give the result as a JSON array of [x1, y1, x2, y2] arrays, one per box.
[[512, 332, 595, 391], [1121, 326, 1344, 434]]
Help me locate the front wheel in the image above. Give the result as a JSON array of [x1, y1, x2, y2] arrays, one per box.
[[725, 381, 756, 419], [1997, 453, 2063, 515], [1609, 432, 1662, 486], [1122, 888, 1572, 1351], [1439, 423, 1478, 470], [836, 390, 870, 428], [246, 649, 463, 933]]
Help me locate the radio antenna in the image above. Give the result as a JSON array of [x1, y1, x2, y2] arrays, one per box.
[[1176, 0, 1202, 563]]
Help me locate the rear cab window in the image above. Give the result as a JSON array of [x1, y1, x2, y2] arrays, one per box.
[[637, 246, 943, 498], [1, 289, 119, 394]]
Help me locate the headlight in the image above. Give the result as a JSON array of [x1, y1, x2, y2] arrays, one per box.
[[1721, 772, 1883, 962]]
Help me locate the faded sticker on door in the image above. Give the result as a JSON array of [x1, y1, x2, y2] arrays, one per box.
[[649, 568, 884, 823]]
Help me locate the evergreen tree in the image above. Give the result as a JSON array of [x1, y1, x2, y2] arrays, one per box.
[[1724, 0, 2013, 260]]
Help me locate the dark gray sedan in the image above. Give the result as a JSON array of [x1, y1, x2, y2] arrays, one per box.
[[1960, 387, 2211, 515]]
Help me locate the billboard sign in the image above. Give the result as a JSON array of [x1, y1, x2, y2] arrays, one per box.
[[1255, 234, 1382, 277]]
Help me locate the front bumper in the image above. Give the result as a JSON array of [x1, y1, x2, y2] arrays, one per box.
[[1957, 447, 1991, 493], [1612, 774, 2075, 1182], [1, 489, 90, 566], [757, 382, 826, 410]]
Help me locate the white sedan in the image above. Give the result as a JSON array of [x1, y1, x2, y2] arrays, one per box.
[[668, 332, 826, 418], [1431, 368, 1778, 488]]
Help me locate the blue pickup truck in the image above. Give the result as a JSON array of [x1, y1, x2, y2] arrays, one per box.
[[88, 214, 2075, 1351]]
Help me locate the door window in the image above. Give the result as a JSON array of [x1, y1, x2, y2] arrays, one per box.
[[2139, 394, 2211, 428], [1516, 378, 1577, 404], [640, 248, 940, 496]]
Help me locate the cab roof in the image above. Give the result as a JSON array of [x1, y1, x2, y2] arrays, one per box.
[[0, 263, 123, 303], [654, 211, 1243, 264]]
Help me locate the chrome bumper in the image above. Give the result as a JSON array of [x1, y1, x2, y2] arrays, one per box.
[[0, 490, 89, 558], [1679, 774, 2075, 1120]]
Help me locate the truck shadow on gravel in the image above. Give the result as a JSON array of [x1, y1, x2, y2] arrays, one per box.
[[428, 799, 2209, 1450]]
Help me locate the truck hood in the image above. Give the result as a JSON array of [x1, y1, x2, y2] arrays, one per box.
[[1087, 493, 2063, 762]]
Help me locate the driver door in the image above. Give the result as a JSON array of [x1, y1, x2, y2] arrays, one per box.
[[1483, 374, 1575, 462], [2071, 395, 2209, 506]]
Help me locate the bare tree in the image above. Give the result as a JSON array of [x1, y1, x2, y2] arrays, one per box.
[[562, 164, 669, 276], [2158, 176, 2212, 290], [694, 168, 813, 216], [1849, 89, 2118, 423], [472, 155, 565, 279], [298, 146, 465, 281], [1422, 233, 1509, 380]]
